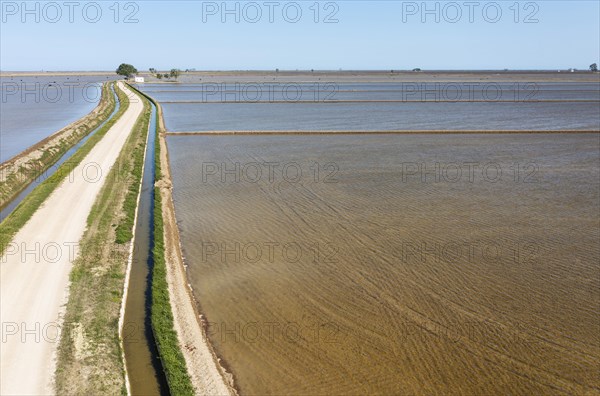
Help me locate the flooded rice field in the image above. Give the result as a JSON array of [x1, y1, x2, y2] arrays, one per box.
[[161, 101, 599, 132], [0, 75, 117, 162], [141, 82, 600, 132], [143, 82, 600, 102], [166, 133, 600, 395]]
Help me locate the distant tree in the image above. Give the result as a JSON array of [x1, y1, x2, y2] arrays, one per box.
[[170, 69, 181, 79], [116, 63, 138, 77], [276, 68, 279, 73], [156, 73, 163, 79], [149, 68, 156, 74], [591, 63, 598, 72], [412, 68, 422, 72], [163, 73, 170, 79]]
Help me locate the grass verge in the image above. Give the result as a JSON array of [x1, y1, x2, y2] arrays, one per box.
[[114, 88, 147, 244], [0, 81, 116, 208], [0, 83, 129, 255], [137, 85, 195, 395], [152, 177, 194, 395], [54, 86, 150, 394]]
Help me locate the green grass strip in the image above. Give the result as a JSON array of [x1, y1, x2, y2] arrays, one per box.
[[55, 83, 149, 395], [134, 85, 195, 395], [0, 82, 130, 255], [114, 87, 152, 244], [152, 184, 194, 395]]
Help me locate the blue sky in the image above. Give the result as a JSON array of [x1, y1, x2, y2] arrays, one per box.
[[1, 1, 599, 70]]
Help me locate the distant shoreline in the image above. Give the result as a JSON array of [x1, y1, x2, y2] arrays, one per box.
[[2, 70, 599, 74], [2, 70, 599, 83]]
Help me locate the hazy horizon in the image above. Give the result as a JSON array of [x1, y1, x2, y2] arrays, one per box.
[[1, 68, 598, 73]]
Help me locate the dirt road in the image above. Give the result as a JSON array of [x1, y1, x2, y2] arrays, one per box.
[[0, 82, 143, 395]]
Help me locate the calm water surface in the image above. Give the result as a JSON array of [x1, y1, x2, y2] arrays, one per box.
[[0, 75, 118, 162], [143, 82, 600, 102], [161, 101, 599, 131], [136, 82, 599, 132]]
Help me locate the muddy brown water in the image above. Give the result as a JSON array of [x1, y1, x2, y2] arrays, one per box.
[[167, 133, 600, 395], [123, 102, 169, 395]]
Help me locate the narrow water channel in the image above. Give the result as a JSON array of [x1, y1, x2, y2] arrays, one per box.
[[123, 101, 169, 395], [0, 84, 120, 222]]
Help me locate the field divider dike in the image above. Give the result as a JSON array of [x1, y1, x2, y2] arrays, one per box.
[[0, 81, 117, 209], [0, 83, 129, 255], [141, 88, 237, 395], [117, 84, 154, 396], [144, 90, 195, 395], [54, 83, 150, 394]]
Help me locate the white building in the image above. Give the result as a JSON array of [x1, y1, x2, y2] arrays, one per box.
[[134, 76, 145, 83]]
